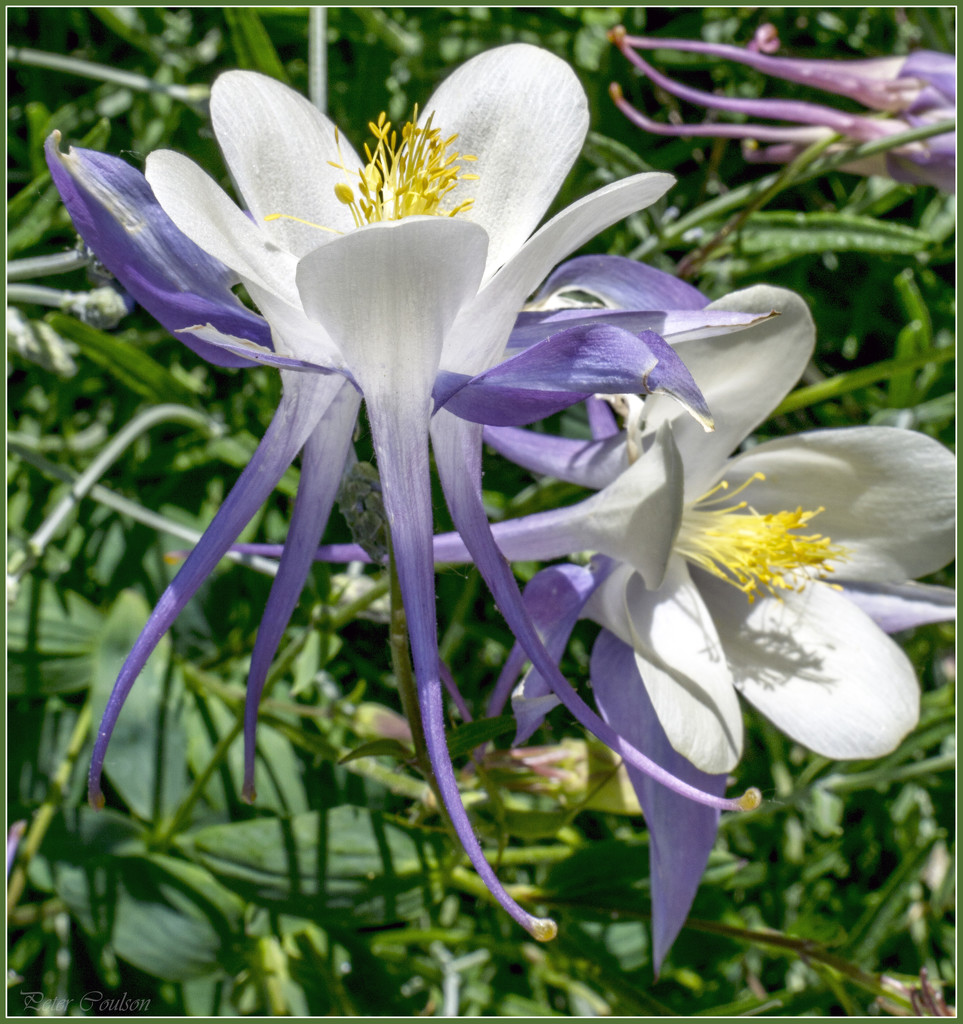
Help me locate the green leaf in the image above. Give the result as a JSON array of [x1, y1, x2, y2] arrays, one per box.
[[182, 807, 441, 926], [224, 8, 290, 82], [45, 313, 200, 404], [339, 738, 414, 765], [445, 715, 516, 759], [90, 590, 189, 820], [8, 577, 105, 696], [32, 807, 244, 982], [737, 211, 935, 258]]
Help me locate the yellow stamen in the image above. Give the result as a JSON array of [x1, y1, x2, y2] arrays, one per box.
[[674, 473, 848, 602], [263, 213, 341, 235], [329, 105, 478, 225]]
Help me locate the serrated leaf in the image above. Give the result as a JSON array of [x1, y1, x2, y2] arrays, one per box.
[[45, 313, 199, 404]]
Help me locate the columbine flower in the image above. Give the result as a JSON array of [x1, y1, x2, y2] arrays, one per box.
[[609, 26, 956, 193], [369, 256, 952, 968], [47, 44, 743, 940]]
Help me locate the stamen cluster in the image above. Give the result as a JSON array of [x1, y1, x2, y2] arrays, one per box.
[[675, 473, 847, 601], [332, 106, 478, 225]]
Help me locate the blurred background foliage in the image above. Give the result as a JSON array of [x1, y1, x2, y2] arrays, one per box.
[[7, 6, 955, 1016]]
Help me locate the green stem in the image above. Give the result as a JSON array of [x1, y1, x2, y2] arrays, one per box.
[[7, 700, 93, 919], [154, 716, 243, 846], [7, 250, 91, 281], [387, 539, 441, 806], [633, 118, 955, 261], [9, 441, 283, 580], [7, 45, 209, 107], [683, 917, 909, 1009], [9, 405, 216, 590], [676, 133, 840, 278], [773, 345, 956, 415], [308, 7, 327, 113]]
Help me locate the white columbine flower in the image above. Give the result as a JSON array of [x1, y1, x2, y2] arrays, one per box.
[[480, 282, 955, 772]]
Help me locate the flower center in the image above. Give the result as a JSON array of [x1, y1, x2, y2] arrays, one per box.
[[264, 107, 478, 235], [674, 473, 847, 601], [333, 106, 477, 225]]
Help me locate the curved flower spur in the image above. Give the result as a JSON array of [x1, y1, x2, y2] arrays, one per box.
[[609, 25, 956, 193], [46, 43, 739, 940]]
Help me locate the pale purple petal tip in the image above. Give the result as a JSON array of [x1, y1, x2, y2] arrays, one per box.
[[592, 631, 727, 974], [89, 377, 328, 807]]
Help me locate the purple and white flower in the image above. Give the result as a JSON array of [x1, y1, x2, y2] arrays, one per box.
[[49, 44, 775, 940]]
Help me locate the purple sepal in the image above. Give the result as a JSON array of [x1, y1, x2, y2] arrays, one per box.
[[88, 374, 334, 807], [901, 51, 956, 114], [530, 254, 708, 311], [508, 564, 600, 743], [591, 631, 728, 976], [586, 396, 619, 439], [839, 579, 956, 633], [437, 325, 709, 428], [45, 134, 271, 367], [484, 425, 627, 490], [528, 253, 704, 309], [242, 382, 360, 800]]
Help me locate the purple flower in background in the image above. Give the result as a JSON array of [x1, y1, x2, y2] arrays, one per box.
[[609, 25, 956, 192]]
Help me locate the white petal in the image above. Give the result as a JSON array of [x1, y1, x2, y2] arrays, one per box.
[[584, 560, 744, 773], [444, 173, 675, 376], [210, 71, 360, 257], [483, 423, 684, 584], [243, 280, 345, 369], [423, 43, 588, 278], [698, 571, 920, 759], [145, 150, 300, 306], [642, 285, 815, 499], [295, 217, 488, 407], [717, 426, 956, 582]]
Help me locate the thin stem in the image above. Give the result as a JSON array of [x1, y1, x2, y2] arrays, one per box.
[[155, 716, 244, 846], [8, 442, 282, 580], [308, 7, 327, 114], [7, 45, 209, 108], [8, 250, 91, 281], [387, 538, 443, 804], [7, 700, 93, 919], [684, 917, 907, 1008], [9, 406, 218, 589], [7, 283, 73, 308], [676, 132, 840, 277], [773, 345, 956, 415]]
